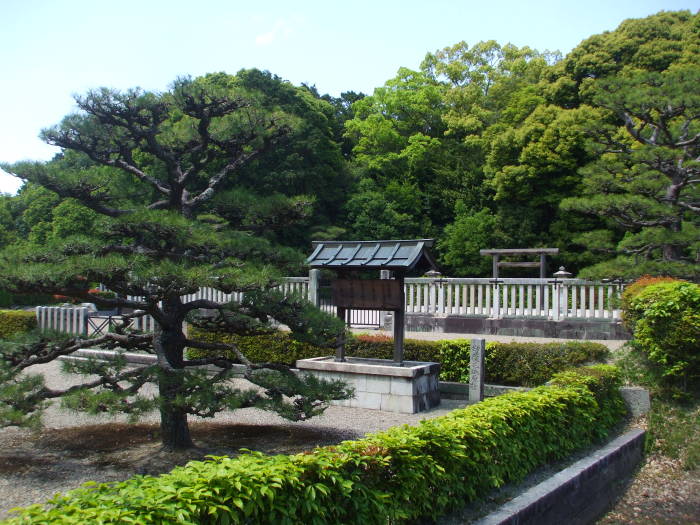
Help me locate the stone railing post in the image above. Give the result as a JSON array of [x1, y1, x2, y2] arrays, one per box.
[[553, 280, 561, 321], [469, 338, 486, 403], [308, 269, 320, 307]]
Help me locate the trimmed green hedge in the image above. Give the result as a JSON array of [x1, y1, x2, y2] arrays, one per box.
[[6, 365, 626, 524], [188, 327, 322, 365], [0, 291, 59, 308], [187, 328, 609, 387], [0, 310, 37, 339], [484, 341, 609, 387]]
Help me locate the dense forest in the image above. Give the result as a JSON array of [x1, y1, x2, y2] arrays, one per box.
[[1, 10, 698, 280]]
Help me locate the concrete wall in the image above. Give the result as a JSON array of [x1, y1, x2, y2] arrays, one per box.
[[399, 314, 630, 340], [474, 429, 646, 525]]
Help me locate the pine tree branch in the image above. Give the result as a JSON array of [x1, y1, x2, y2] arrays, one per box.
[[4, 164, 131, 218], [182, 299, 227, 311], [183, 338, 252, 367], [181, 356, 236, 368], [677, 200, 700, 213], [185, 150, 260, 208], [9, 333, 153, 372], [117, 151, 172, 196], [29, 366, 154, 405], [185, 123, 290, 210]]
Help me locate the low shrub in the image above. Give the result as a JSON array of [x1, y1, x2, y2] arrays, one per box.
[[0, 310, 37, 339], [620, 275, 682, 331], [0, 291, 59, 308], [349, 335, 608, 387], [6, 366, 625, 524], [87, 288, 117, 300], [187, 326, 322, 365], [345, 333, 442, 362], [0, 290, 12, 308], [485, 341, 610, 387], [188, 330, 608, 387], [627, 280, 700, 394]]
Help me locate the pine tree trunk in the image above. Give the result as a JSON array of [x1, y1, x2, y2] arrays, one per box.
[[662, 182, 684, 261], [662, 217, 683, 261], [154, 299, 194, 450], [159, 372, 194, 450]]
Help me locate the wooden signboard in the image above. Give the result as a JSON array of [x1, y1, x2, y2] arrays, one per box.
[[332, 279, 403, 310]]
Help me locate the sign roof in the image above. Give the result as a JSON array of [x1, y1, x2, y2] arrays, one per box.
[[307, 239, 437, 271]]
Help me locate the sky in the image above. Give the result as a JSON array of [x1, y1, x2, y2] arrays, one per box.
[[1, 0, 698, 194]]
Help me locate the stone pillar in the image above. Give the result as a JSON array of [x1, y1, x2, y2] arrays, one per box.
[[539, 253, 546, 312], [380, 270, 391, 329], [336, 306, 347, 362], [469, 338, 486, 403], [393, 274, 405, 366], [308, 268, 320, 307]]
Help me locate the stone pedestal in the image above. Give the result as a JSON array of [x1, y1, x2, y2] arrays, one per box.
[[296, 357, 440, 413]]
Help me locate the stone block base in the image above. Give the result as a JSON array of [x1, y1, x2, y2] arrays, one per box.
[[296, 357, 441, 413]]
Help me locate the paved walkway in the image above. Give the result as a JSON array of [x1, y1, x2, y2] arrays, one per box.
[[351, 328, 629, 351]]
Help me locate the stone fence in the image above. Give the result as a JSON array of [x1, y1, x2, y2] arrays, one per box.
[[36, 273, 627, 338]]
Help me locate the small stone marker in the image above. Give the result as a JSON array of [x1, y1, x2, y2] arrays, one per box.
[[469, 338, 486, 402]]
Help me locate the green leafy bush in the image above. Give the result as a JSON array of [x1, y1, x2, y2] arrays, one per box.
[[188, 330, 609, 387], [345, 334, 441, 362], [485, 341, 610, 387], [348, 335, 608, 386], [0, 290, 12, 308], [0, 310, 37, 339], [620, 275, 682, 331], [187, 326, 322, 365], [6, 366, 625, 524], [627, 281, 700, 392]]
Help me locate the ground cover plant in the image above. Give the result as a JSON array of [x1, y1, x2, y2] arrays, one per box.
[[603, 350, 700, 523], [4, 365, 625, 524]]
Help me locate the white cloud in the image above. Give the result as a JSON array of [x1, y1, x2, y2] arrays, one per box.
[[255, 18, 297, 46]]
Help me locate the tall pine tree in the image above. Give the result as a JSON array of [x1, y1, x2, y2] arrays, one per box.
[[0, 74, 351, 450]]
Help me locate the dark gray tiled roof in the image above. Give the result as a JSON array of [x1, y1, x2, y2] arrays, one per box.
[[307, 239, 437, 271]]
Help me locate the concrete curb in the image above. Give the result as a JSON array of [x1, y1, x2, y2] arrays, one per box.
[[472, 428, 646, 525], [60, 348, 248, 376]]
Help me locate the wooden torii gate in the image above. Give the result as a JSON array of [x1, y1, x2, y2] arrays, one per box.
[[479, 248, 559, 279]]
